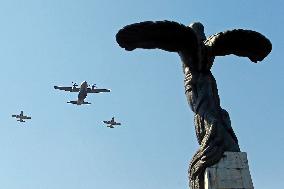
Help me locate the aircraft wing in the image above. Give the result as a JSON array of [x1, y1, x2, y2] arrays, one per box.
[[22, 116, 31, 119], [103, 120, 111, 124], [54, 86, 80, 92], [87, 88, 111, 93]]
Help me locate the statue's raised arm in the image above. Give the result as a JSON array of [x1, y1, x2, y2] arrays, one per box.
[[116, 20, 272, 189]]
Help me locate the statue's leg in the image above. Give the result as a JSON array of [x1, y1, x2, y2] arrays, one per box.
[[189, 118, 225, 189]]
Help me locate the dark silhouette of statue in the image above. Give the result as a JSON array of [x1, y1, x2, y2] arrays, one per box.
[[116, 21, 272, 189]]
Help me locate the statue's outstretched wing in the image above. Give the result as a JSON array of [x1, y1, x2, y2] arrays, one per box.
[[116, 20, 198, 53], [206, 29, 272, 63]]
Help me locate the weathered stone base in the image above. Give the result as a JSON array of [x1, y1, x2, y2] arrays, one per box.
[[204, 152, 254, 189]]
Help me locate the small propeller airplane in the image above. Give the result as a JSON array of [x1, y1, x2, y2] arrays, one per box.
[[12, 111, 31, 122], [103, 117, 121, 128], [54, 81, 111, 105]]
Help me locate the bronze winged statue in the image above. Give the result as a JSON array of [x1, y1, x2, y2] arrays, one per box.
[[116, 21, 272, 189]]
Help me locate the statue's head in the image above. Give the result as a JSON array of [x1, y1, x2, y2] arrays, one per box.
[[189, 22, 206, 41]]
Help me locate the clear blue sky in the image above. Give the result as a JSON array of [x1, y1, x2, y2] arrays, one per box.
[[0, 0, 282, 189]]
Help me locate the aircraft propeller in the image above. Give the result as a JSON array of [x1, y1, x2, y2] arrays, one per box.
[[89, 84, 97, 89], [72, 82, 78, 88]]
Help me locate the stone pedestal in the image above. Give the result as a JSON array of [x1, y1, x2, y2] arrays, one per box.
[[204, 152, 254, 189]]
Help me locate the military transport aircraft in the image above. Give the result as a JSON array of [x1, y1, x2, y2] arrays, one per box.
[[54, 81, 111, 105], [103, 117, 121, 128], [12, 111, 31, 122]]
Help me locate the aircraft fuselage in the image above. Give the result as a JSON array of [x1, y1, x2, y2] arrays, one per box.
[[77, 81, 88, 105]]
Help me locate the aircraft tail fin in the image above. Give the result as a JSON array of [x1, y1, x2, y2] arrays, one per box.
[[82, 101, 91, 105], [67, 100, 91, 105], [67, 101, 78, 104]]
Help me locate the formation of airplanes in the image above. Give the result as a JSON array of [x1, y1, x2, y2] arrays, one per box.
[[12, 81, 121, 128]]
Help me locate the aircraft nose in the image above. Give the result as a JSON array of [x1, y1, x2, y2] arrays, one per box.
[[81, 81, 87, 86]]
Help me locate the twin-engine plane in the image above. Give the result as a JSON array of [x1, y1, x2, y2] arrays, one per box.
[[12, 111, 31, 122], [54, 81, 111, 105]]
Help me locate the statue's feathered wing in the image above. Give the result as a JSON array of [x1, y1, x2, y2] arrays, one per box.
[[207, 29, 272, 63], [116, 20, 198, 53]]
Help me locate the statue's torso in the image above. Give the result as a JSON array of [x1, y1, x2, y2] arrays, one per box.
[[180, 44, 240, 151]]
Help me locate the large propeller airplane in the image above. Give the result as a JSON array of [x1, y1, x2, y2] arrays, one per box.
[[54, 81, 111, 105], [103, 117, 121, 128], [12, 111, 31, 122]]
